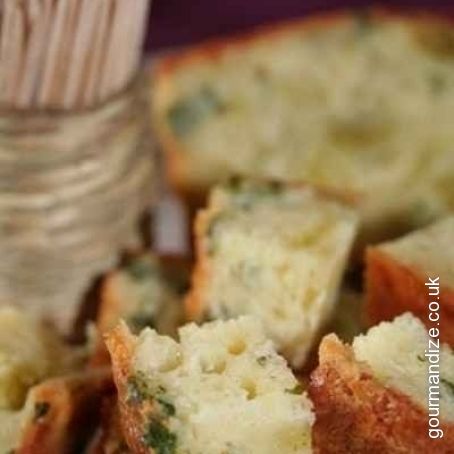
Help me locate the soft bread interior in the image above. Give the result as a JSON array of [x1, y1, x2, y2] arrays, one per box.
[[353, 312, 454, 421], [131, 316, 314, 453], [198, 182, 358, 367]]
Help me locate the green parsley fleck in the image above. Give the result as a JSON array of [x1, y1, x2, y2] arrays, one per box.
[[256, 356, 268, 366], [129, 312, 156, 332], [286, 383, 304, 395], [127, 258, 155, 281], [33, 402, 50, 422], [441, 378, 454, 396], [142, 419, 177, 454], [168, 87, 225, 138], [157, 397, 176, 417], [127, 373, 150, 404]]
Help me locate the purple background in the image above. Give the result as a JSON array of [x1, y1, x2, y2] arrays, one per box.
[[146, 0, 454, 51]]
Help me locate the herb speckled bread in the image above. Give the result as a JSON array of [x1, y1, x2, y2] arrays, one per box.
[[366, 216, 454, 346], [106, 316, 314, 454], [309, 313, 454, 453], [0, 307, 111, 453], [152, 10, 454, 243], [186, 179, 358, 368], [92, 254, 188, 366]]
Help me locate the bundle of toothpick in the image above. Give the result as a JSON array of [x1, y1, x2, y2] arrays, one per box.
[[0, 0, 151, 109]]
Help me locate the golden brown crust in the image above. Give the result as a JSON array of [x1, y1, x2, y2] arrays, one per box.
[[366, 248, 454, 347], [152, 8, 454, 199], [309, 334, 454, 453], [184, 205, 212, 322], [17, 368, 113, 454], [105, 323, 153, 454], [91, 272, 127, 367]]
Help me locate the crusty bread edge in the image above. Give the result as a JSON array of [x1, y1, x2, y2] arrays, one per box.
[[105, 323, 155, 454], [309, 334, 454, 453], [366, 247, 454, 346], [90, 272, 125, 367]]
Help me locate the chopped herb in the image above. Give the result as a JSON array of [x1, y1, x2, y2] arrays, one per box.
[[129, 312, 156, 332], [417, 354, 426, 362], [127, 373, 150, 404], [230, 180, 285, 210], [441, 378, 454, 396], [142, 419, 177, 454], [33, 402, 50, 422], [157, 397, 176, 417], [286, 383, 304, 395], [205, 214, 228, 256], [127, 258, 155, 281], [168, 87, 225, 137], [256, 356, 268, 366]]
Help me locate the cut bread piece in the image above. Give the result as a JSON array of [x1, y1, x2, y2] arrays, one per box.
[[366, 215, 454, 346], [309, 313, 454, 453], [6, 369, 113, 454], [186, 179, 358, 367], [106, 316, 314, 454], [0, 306, 110, 453], [0, 306, 86, 410], [92, 253, 188, 366], [152, 10, 454, 242]]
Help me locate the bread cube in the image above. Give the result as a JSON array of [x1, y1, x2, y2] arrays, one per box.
[[92, 253, 188, 366], [186, 179, 358, 367]]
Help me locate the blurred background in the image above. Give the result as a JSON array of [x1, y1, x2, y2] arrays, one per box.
[[146, 0, 454, 50]]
